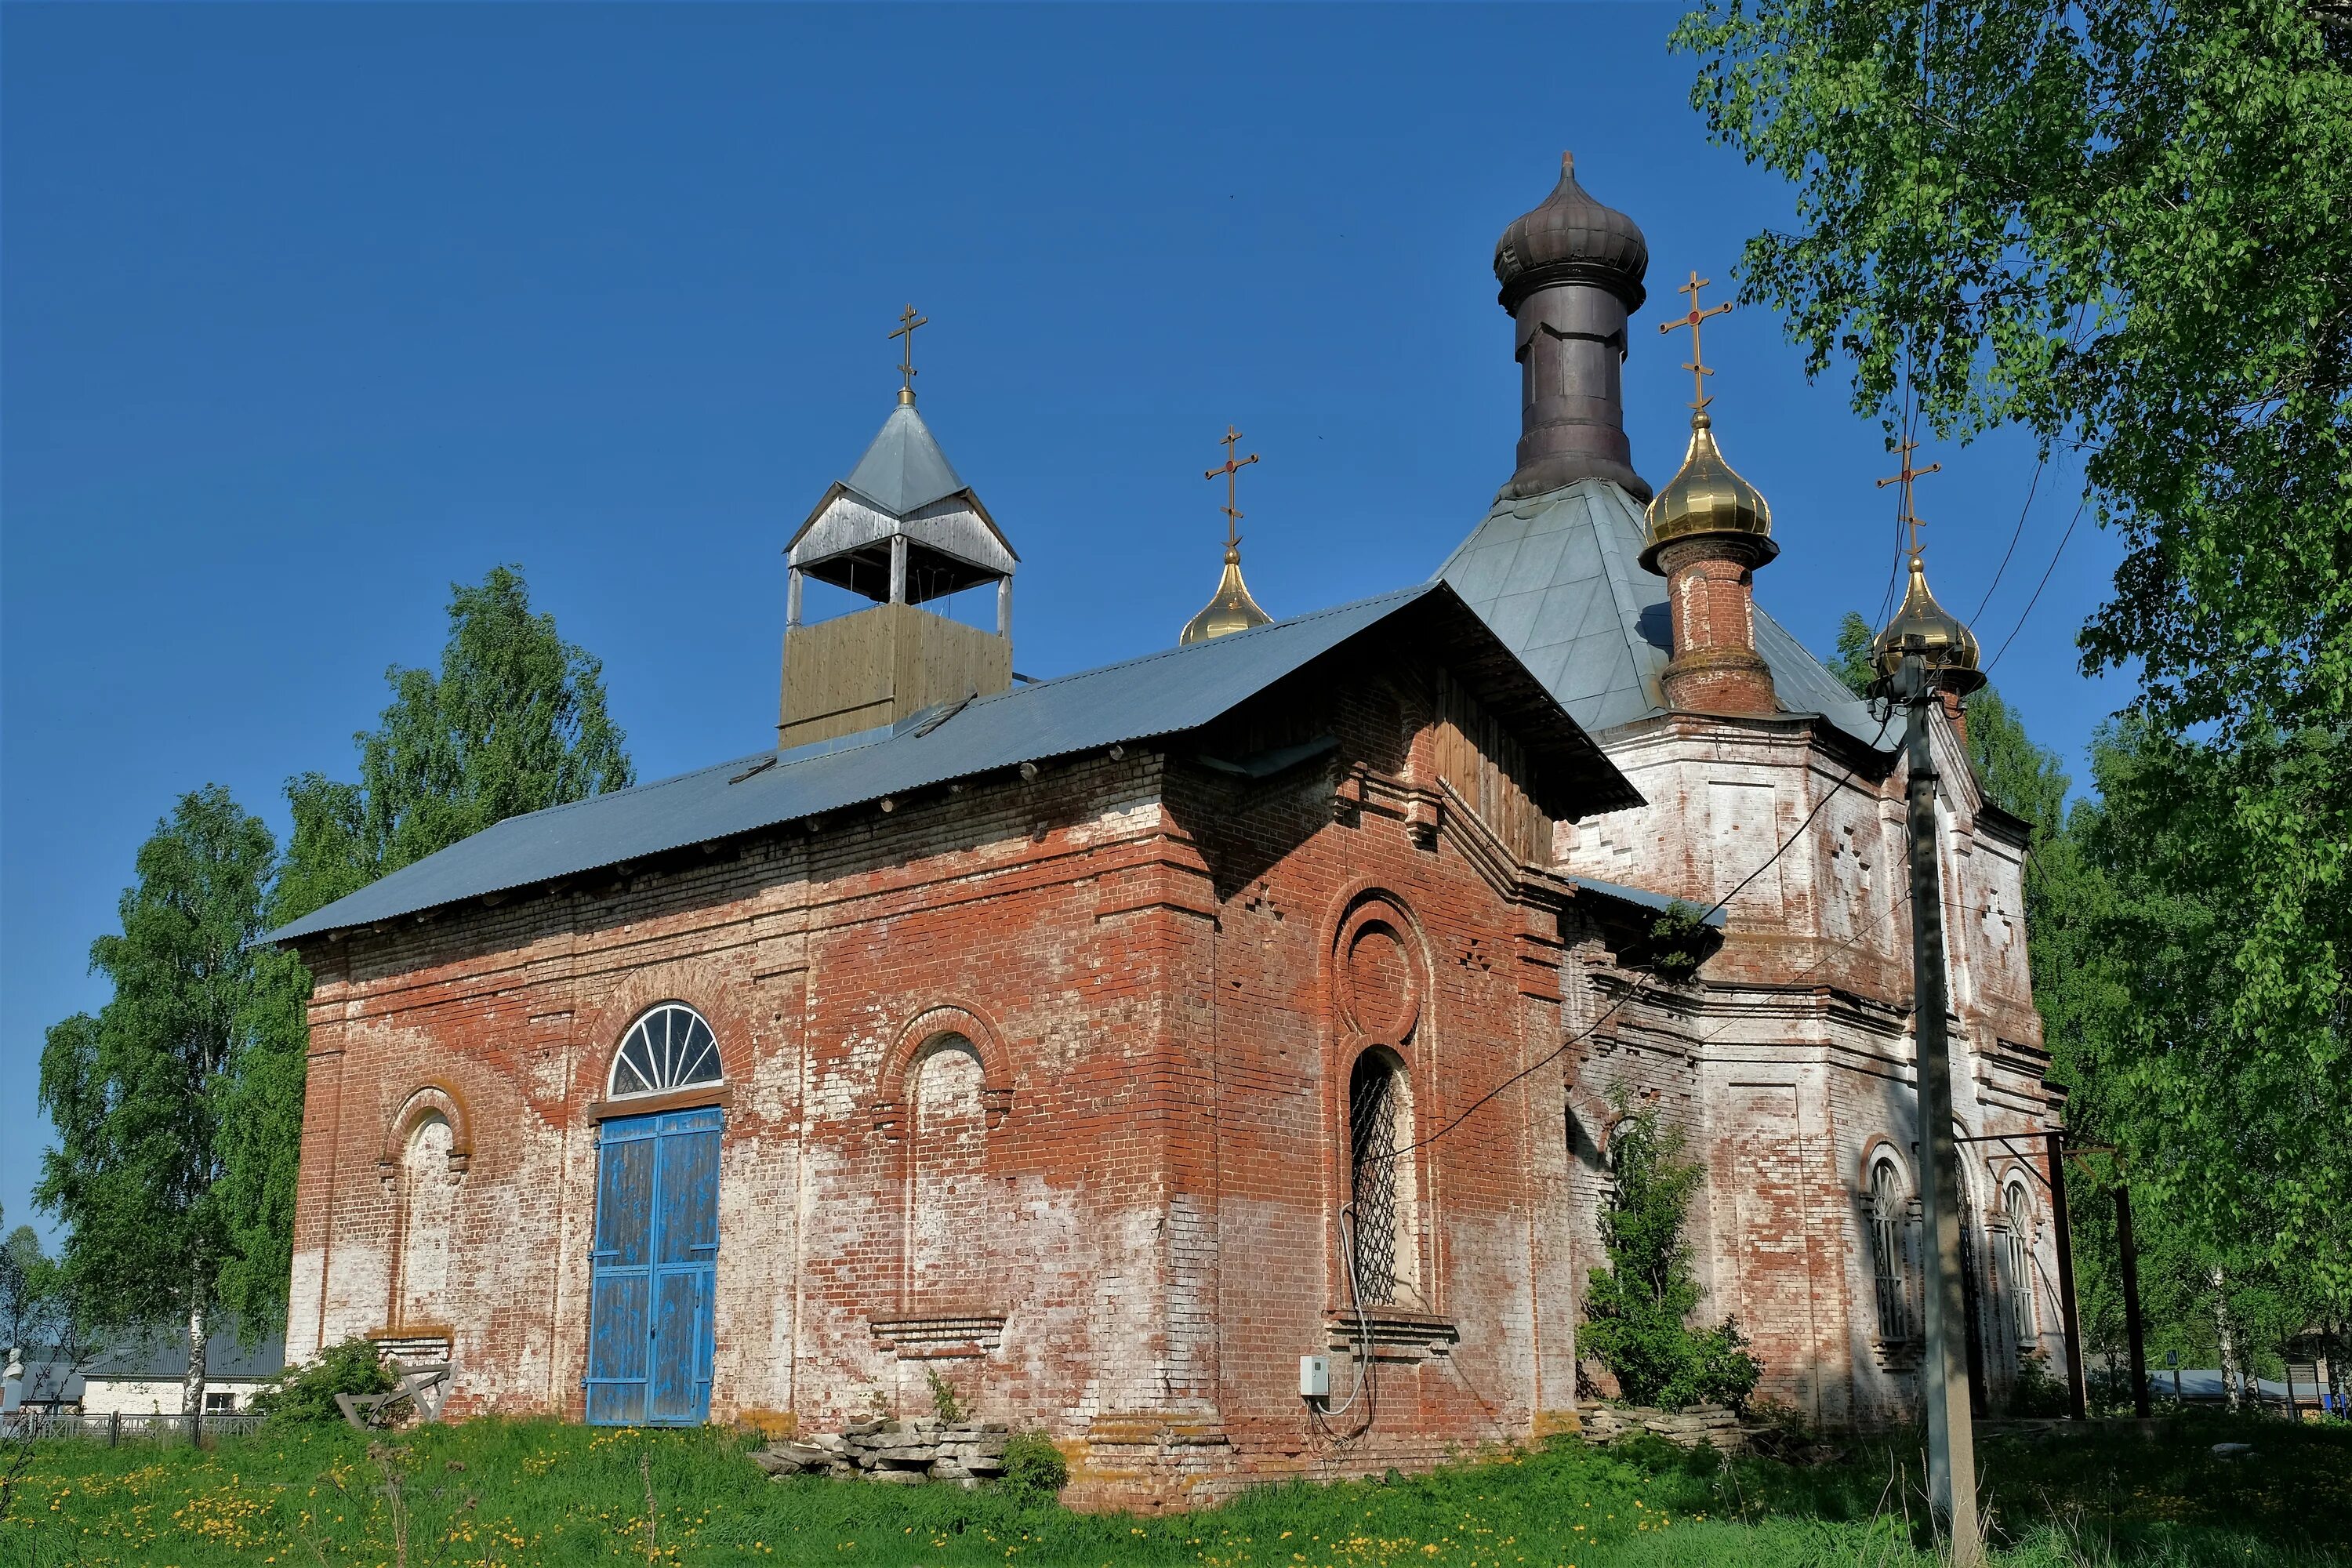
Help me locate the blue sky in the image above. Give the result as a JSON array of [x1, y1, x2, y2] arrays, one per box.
[[1, 4, 2125, 1247]]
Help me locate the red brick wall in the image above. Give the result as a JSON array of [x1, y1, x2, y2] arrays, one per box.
[[286, 654, 1608, 1508]]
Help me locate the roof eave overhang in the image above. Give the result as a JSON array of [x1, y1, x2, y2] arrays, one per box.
[[1392, 586, 1646, 821]]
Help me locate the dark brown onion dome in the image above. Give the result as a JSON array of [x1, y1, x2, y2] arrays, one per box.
[[1494, 151, 1650, 312]]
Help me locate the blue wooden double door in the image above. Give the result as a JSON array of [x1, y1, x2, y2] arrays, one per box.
[[586, 1107, 720, 1425]]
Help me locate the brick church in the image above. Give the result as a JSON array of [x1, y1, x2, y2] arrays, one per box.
[[275, 155, 2067, 1507]]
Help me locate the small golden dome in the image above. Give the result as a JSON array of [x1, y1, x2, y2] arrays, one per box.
[[1639, 411, 1777, 575], [1873, 552, 1986, 692], [1179, 546, 1274, 645]]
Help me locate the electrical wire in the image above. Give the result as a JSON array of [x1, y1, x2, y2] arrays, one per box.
[[1982, 492, 2087, 677], [1316, 690, 2062, 1434], [1875, 396, 1922, 630], [1312, 1204, 1378, 1435], [1377, 704, 1899, 1169], [1969, 452, 2046, 625]]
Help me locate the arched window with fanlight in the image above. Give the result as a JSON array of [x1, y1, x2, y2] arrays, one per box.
[[2002, 1182, 2038, 1347], [1346, 1050, 1420, 1308], [1867, 1156, 1916, 1345], [608, 1002, 723, 1098]]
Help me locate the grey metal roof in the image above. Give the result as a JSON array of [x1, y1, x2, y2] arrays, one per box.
[[1573, 875, 1729, 928], [85, 1325, 285, 1383], [271, 583, 1641, 944], [4, 1354, 86, 1406], [1436, 477, 1885, 749], [840, 403, 969, 517]]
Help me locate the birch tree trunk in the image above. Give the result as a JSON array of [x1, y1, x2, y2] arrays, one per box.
[[183, 1278, 209, 1428], [2214, 1267, 2241, 1412]]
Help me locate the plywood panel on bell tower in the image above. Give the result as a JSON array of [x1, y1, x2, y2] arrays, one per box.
[[779, 602, 1012, 750]]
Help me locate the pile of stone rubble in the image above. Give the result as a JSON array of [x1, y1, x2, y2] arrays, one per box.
[[1577, 1403, 1748, 1454], [750, 1417, 1013, 1486]]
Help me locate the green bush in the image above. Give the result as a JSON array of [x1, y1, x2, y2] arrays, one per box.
[[996, 1429, 1068, 1499], [247, 1334, 397, 1427], [1581, 1098, 1762, 1412], [924, 1365, 968, 1424], [2006, 1350, 2071, 1416]]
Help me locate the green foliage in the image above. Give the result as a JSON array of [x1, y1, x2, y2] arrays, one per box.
[[33, 786, 297, 1384], [1682, 1, 2352, 1309], [995, 1430, 1069, 1501], [1831, 610, 1878, 699], [2031, 720, 2352, 1341], [1581, 1100, 1762, 1412], [1675, 0, 2351, 737], [10, 1411, 2347, 1565], [277, 564, 633, 926], [0, 1222, 66, 1361], [247, 1337, 398, 1428], [1642, 900, 1714, 983], [209, 942, 312, 1336], [923, 1367, 969, 1425], [222, 567, 632, 1334]]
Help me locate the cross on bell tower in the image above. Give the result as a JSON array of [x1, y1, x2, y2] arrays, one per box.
[[888, 303, 928, 406]]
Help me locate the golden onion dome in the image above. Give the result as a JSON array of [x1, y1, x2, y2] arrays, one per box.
[[1639, 411, 1777, 575], [1873, 551, 1986, 692], [1179, 546, 1274, 645]]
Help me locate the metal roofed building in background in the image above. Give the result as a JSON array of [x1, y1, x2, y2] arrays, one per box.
[[272, 582, 1642, 945], [82, 1326, 286, 1385], [1436, 477, 1885, 749]]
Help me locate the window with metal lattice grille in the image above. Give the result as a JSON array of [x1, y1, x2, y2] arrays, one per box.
[[2004, 1184, 2037, 1346], [1867, 1159, 1917, 1344], [1348, 1053, 1410, 1307]]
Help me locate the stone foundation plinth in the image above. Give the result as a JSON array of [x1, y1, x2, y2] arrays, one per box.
[[1577, 1403, 1746, 1454], [751, 1417, 1012, 1487]]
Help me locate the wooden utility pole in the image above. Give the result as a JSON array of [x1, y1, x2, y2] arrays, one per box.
[[2046, 1130, 2089, 1421], [2117, 1185, 2152, 1417], [1900, 654, 1983, 1566]]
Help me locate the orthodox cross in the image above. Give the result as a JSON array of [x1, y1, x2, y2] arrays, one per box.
[[1659, 270, 1733, 412], [888, 303, 928, 402], [1203, 425, 1260, 548], [1875, 437, 1944, 556]]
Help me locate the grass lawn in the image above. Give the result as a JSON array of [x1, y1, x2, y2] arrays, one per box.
[[3, 1413, 2345, 1567]]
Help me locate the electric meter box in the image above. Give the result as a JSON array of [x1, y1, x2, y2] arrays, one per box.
[[1298, 1355, 1331, 1399]]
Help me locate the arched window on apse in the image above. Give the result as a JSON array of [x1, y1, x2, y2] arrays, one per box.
[[1336, 907, 1425, 1312], [1348, 1051, 1421, 1308], [395, 1114, 459, 1328], [907, 1036, 998, 1310], [2002, 1182, 2038, 1346], [1865, 1156, 1916, 1345]]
